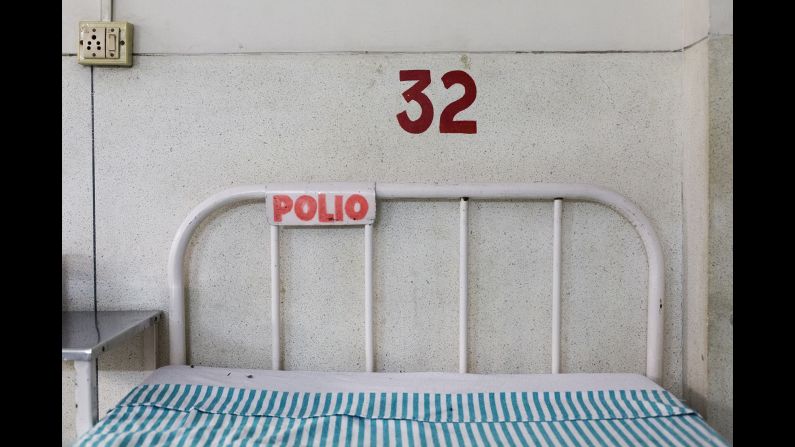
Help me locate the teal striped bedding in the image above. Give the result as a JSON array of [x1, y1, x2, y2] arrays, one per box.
[[75, 383, 728, 446]]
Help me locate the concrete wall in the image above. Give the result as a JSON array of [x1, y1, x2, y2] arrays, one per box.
[[62, 60, 93, 312], [62, 0, 713, 444], [705, 0, 732, 441], [681, 37, 710, 417], [707, 35, 733, 444]]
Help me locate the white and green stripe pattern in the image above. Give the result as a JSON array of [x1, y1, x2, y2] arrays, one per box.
[[75, 384, 728, 446]]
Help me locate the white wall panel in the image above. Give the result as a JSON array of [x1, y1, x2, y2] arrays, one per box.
[[710, 0, 733, 35], [63, 0, 704, 54]]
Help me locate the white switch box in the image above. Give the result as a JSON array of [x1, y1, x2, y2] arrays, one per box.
[[78, 22, 133, 67]]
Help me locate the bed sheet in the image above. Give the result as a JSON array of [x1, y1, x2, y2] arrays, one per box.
[[75, 367, 727, 446]]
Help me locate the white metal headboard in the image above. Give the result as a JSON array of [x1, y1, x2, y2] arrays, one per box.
[[167, 183, 665, 384]]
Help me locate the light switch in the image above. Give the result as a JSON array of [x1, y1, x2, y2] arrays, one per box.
[[106, 29, 118, 57]]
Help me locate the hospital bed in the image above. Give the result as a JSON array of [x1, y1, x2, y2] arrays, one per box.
[[74, 183, 728, 446]]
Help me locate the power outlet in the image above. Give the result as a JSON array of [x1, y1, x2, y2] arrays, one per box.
[[78, 21, 133, 67], [82, 27, 105, 59]]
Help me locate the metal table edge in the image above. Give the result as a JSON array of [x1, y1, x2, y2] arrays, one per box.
[[62, 310, 162, 361]]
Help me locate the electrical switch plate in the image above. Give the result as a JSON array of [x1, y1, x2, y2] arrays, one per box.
[[78, 21, 133, 67]]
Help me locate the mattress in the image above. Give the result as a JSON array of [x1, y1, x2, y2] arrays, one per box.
[[76, 367, 728, 446], [144, 366, 663, 393]]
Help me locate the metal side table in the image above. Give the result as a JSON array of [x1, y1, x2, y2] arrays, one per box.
[[62, 310, 161, 436]]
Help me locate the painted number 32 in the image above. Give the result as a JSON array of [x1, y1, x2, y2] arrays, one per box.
[[396, 70, 477, 134]]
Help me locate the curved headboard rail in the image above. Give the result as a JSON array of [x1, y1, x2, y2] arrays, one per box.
[[167, 183, 664, 384]]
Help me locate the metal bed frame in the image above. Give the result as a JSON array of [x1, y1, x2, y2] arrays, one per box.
[[167, 183, 665, 384]]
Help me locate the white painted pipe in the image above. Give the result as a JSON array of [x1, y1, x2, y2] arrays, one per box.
[[168, 186, 272, 365], [364, 223, 374, 372], [100, 0, 112, 21], [459, 198, 469, 374], [551, 199, 562, 374], [270, 225, 281, 370], [167, 183, 664, 384]]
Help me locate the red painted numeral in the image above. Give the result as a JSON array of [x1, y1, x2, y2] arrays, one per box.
[[397, 70, 477, 134], [396, 70, 434, 134], [439, 70, 477, 134]]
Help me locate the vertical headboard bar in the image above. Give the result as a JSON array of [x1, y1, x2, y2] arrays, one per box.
[[270, 225, 281, 370], [551, 199, 563, 374], [364, 224, 374, 372], [458, 198, 469, 374], [167, 183, 664, 384]]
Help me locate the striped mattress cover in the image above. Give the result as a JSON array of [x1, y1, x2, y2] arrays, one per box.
[[75, 366, 728, 446]]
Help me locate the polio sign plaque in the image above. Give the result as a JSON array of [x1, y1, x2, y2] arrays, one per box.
[[266, 183, 376, 225]]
